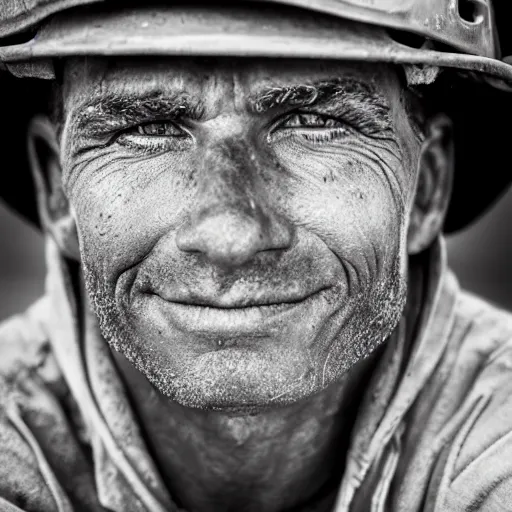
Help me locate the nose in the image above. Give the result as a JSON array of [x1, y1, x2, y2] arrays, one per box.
[[177, 200, 293, 268], [176, 140, 294, 268]]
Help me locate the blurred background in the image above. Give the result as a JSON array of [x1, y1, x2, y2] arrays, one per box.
[[1, 190, 512, 321]]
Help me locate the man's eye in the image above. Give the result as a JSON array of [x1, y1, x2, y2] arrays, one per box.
[[136, 122, 184, 137], [270, 113, 352, 145], [281, 113, 344, 129], [116, 121, 191, 153]]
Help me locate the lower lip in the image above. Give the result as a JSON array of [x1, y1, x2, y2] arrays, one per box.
[[146, 293, 321, 336]]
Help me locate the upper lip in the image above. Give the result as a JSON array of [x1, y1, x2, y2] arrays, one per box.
[[145, 287, 328, 309]]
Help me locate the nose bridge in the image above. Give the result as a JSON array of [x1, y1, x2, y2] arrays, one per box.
[[176, 137, 294, 267], [197, 137, 261, 212]]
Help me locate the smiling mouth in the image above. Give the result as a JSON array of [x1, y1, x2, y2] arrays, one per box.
[[145, 287, 329, 336], [164, 291, 325, 309]]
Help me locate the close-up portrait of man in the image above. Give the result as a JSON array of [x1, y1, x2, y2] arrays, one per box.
[[1, 0, 512, 511]]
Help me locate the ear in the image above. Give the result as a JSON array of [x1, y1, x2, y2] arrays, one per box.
[[27, 116, 80, 260], [407, 113, 454, 255]]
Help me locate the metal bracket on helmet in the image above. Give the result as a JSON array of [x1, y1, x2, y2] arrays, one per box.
[[5, 59, 55, 80], [404, 64, 441, 86]]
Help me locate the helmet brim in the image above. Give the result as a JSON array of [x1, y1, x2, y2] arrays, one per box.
[[1, 3, 511, 233], [2, 4, 512, 89]]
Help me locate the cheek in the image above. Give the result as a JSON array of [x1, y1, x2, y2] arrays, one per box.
[[272, 136, 408, 278], [64, 148, 195, 279], [271, 135, 411, 381]]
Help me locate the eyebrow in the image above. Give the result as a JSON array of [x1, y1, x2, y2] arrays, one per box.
[[250, 78, 392, 130], [73, 78, 391, 134], [75, 92, 206, 132]]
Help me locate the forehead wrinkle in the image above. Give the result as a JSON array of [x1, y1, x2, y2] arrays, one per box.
[[73, 91, 206, 132]]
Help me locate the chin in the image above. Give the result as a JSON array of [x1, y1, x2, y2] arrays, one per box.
[[141, 348, 319, 413]]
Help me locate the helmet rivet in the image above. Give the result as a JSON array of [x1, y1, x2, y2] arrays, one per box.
[[458, 0, 484, 24]]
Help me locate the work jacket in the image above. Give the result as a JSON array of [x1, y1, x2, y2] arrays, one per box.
[[0, 236, 511, 511]]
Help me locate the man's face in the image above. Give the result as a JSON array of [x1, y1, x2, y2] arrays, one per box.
[[59, 57, 421, 411]]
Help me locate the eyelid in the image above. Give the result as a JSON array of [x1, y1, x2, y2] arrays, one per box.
[[128, 119, 188, 136], [115, 120, 194, 154], [267, 111, 348, 139], [271, 111, 343, 130], [115, 132, 193, 154], [268, 125, 352, 144]]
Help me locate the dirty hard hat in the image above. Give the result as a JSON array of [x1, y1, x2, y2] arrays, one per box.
[[1, 0, 511, 232]]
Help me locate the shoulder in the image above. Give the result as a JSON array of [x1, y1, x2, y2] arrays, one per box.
[[0, 298, 60, 384], [434, 288, 512, 511], [454, 288, 512, 345], [0, 300, 99, 511], [0, 297, 66, 418]]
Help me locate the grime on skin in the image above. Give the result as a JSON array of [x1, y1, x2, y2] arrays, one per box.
[[36, 56, 453, 512], [58, 56, 425, 408]]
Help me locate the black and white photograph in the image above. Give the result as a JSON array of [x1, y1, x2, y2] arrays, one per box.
[[0, 1, 512, 510]]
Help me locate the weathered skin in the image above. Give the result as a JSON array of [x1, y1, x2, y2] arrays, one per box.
[[30, 57, 453, 512]]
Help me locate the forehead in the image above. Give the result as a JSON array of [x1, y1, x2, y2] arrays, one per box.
[[62, 57, 401, 106]]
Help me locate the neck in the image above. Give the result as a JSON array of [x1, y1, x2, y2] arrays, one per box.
[[114, 352, 377, 512]]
